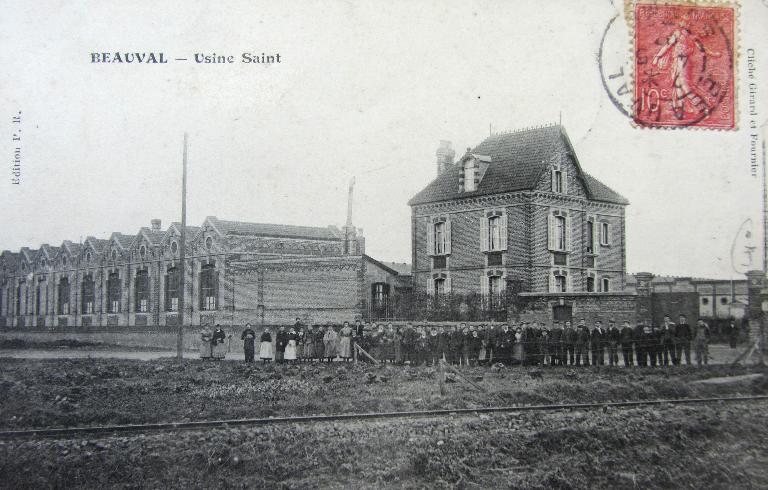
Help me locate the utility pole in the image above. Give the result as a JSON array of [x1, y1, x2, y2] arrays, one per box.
[[177, 133, 188, 361]]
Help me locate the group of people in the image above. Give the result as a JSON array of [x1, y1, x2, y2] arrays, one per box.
[[225, 314, 718, 367]]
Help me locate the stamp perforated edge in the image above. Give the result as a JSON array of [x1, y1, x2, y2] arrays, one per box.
[[624, 0, 741, 131]]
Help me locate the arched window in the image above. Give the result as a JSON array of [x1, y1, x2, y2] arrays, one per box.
[[135, 269, 149, 313], [81, 274, 95, 314], [107, 272, 121, 313], [165, 267, 179, 312], [58, 277, 70, 314], [36, 284, 43, 315], [200, 263, 218, 311]]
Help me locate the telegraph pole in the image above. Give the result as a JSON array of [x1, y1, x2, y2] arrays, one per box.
[[177, 133, 188, 360]]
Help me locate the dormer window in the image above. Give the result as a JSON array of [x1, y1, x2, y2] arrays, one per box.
[[139, 245, 147, 258], [463, 160, 476, 192], [551, 160, 567, 194]]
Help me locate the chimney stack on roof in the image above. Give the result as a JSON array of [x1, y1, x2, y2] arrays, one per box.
[[151, 219, 162, 231], [436, 140, 456, 177]]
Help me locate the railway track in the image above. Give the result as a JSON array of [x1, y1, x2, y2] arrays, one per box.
[[1, 395, 766, 440]]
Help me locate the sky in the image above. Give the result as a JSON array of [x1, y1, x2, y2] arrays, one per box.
[[1, 0, 766, 280]]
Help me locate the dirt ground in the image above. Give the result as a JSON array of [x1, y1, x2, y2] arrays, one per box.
[[0, 359, 766, 488]]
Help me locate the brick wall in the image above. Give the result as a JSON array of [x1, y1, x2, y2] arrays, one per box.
[[514, 292, 637, 325]]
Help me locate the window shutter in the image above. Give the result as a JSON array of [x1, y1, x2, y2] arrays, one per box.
[[565, 215, 573, 252], [547, 213, 555, 251], [551, 167, 557, 192], [426, 218, 435, 256], [548, 272, 555, 293], [562, 169, 568, 194], [427, 278, 434, 296], [444, 276, 451, 295], [480, 214, 490, 252], [499, 211, 508, 250], [481, 274, 489, 296], [566, 274, 572, 292], [592, 219, 600, 256], [444, 217, 452, 255]]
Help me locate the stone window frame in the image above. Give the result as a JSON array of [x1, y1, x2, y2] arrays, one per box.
[[601, 276, 611, 293], [549, 268, 572, 293], [547, 208, 572, 253], [481, 209, 508, 253], [599, 221, 612, 246], [427, 216, 451, 257], [429, 271, 451, 297]]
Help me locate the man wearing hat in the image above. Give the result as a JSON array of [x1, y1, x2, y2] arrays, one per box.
[[606, 319, 620, 366]]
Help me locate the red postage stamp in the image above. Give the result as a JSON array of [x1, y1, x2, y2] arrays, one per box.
[[633, 2, 736, 129]]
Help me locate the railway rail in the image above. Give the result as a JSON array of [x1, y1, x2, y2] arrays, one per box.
[[1, 395, 766, 441]]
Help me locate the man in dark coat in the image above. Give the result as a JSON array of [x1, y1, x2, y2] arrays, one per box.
[[275, 326, 288, 364], [606, 320, 620, 366], [241, 323, 256, 363], [659, 315, 676, 366], [563, 321, 576, 366], [437, 326, 451, 364], [590, 320, 606, 366], [450, 325, 464, 365], [403, 323, 417, 365], [496, 324, 514, 365], [549, 321, 563, 366], [648, 323, 661, 367], [725, 318, 739, 348], [620, 320, 635, 367], [675, 314, 693, 365], [634, 322, 647, 367], [575, 322, 590, 367]]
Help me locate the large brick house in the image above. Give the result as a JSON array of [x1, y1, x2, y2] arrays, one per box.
[[0, 216, 407, 328], [408, 124, 629, 302]]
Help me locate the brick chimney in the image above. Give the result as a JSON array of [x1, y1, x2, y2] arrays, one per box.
[[436, 140, 456, 177], [151, 219, 162, 231]]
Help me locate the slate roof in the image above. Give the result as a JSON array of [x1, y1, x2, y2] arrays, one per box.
[[208, 216, 343, 241], [408, 125, 628, 206], [139, 227, 166, 245], [380, 261, 412, 276], [167, 223, 201, 242], [85, 237, 110, 253], [111, 233, 134, 249]]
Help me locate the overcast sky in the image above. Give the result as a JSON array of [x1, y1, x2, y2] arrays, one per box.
[[1, 0, 766, 280]]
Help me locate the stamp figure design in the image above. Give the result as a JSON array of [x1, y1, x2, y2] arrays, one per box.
[[633, 3, 735, 129]]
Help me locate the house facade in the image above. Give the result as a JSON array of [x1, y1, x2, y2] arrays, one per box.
[[408, 125, 629, 305], [0, 216, 403, 328]]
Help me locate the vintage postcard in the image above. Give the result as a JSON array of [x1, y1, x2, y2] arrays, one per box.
[[1, 0, 767, 488]]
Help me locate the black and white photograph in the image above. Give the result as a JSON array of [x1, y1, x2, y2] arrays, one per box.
[[1, 0, 767, 488]]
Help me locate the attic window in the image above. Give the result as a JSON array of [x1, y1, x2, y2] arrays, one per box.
[[463, 160, 476, 192], [85, 252, 92, 262], [205, 236, 213, 250], [140, 245, 147, 258], [111, 250, 118, 261], [171, 241, 178, 254]]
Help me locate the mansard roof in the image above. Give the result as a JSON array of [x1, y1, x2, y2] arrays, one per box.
[[205, 216, 343, 241], [408, 124, 629, 206]]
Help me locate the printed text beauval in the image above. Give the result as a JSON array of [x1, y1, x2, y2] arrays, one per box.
[[90, 52, 281, 64]]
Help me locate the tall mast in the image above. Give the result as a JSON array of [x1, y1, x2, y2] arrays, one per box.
[[177, 133, 188, 360]]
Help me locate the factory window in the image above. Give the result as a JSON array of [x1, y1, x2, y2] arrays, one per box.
[[720, 297, 728, 305], [165, 267, 179, 312], [107, 272, 121, 313], [135, 269, 149, 313], [81, 275, 95, 314], [200, 263, 218, 311], [701, 297, 709, 305], [58, 277, 70, 315]]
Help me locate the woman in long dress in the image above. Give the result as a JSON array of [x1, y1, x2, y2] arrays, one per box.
[[211, 325, 228, 359], [284, 328, 298, 363], [260, 328, 274, 363], [199, 326, 213, 359], [303, 325, 316, 361], [338, 322, 353, 361], [323, 325, 337, 362]]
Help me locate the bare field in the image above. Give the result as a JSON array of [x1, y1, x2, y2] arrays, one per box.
[[0, 359, 766, 488]]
